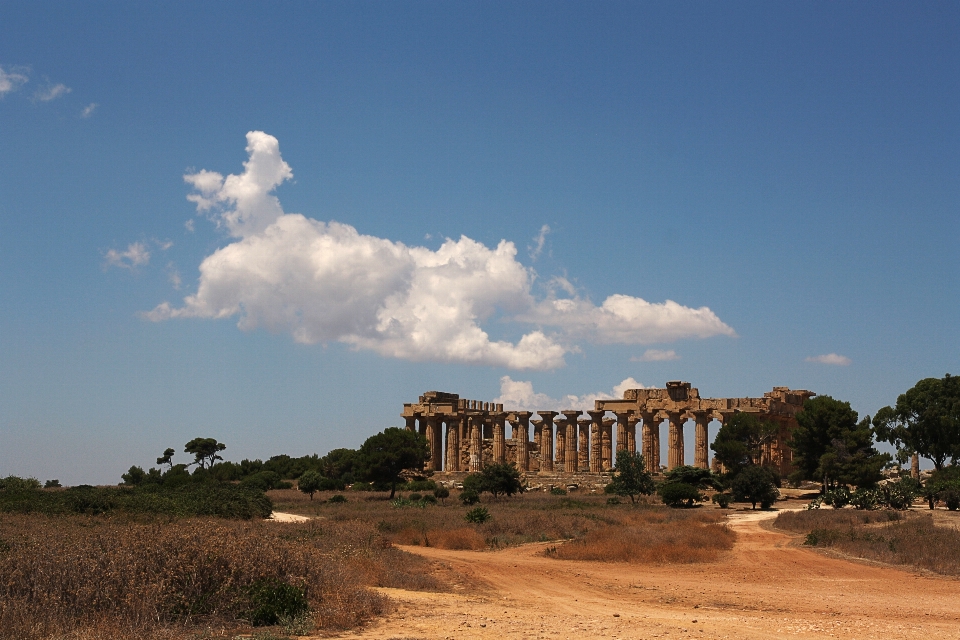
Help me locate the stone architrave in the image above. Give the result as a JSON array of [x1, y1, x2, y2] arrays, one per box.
[[667, 412, 685, 470], [588, 410, 605, 473], [446, 417, 460, 472], [561, 410, 581, 473], [538, 412, 557, 473], [578, 417, 591, 472], [694, 413, 710, 470], [601, 417, 615, 470]]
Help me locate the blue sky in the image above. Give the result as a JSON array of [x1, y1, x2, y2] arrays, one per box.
[[2, 2, 958, 484]]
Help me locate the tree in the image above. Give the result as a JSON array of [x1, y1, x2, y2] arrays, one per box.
[[789, 396, 889, 489], [664, 465, 718, 489], [711, 413, 778, 476], [297, 470, 322, 500], [184, 438, 226, 470], [356, 427, 429, 499], [731, 465, 780, 509], [606, 450, 655, 504], [466, 462, 524, 499], [658, 482, 701, 508], [873, 375, 960, 472], [156, 447, 176, 471]]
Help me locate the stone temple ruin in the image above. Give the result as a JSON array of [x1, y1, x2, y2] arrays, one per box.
[[402, 382, 814, 477]]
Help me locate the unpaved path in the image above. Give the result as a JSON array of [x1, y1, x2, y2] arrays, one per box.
[[335, 509, 960, 639]]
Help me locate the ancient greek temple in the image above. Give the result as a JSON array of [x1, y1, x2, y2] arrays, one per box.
[[401, 382, 814, 476]]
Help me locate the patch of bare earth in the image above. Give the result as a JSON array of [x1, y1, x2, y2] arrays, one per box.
[[334, 508, 960, 640]]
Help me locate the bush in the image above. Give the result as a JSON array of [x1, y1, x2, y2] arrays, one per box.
[[658, 482, 701, 508], [0, 476, 42, 491], [824, 486, 851, 508], [606, 497, 621, 505], [731, 466, 780, 510], [465, 506, 491, 524], [328, 494, 347, 503], [459, 489, 480, 505], [433, 487, 450, 504], [408, 493, 423, 501], [850, 487, 880, 510], [401, 479, 438, 492], [883, 478, 919, 510], [550, 487, 567, 496], [43, 479, 61, 489], [246, 578, 309, 626], [711, 493, 732, 509]]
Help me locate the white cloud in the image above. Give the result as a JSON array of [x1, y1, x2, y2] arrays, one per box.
[[33, 83, 70, 102], [0, 65, 28, 96], [632, 349, 679, 362], [144, 132, 735, 370], [167, 263, 182, 290], [184, 219, 195, 233], [80, 103, 97, 118], [805, 353, 851, 366], [104, 242, 150, 269], [494, 376, 646, 411], [528, 224, 550, 260]]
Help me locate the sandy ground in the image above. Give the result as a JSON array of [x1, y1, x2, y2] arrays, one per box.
[[267, 511, 311, 523], [333, 508, 960, 640]]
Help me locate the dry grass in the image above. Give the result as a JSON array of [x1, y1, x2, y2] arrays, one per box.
[[0, 514, 438, 640], [545, 509, 735, 563], [775, 509, 960, 576]]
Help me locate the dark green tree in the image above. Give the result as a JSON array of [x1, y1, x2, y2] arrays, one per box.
[[664, 465, 718, 489], [606, 450, 655, 504], [658, 481, 702, 508], [873, 375, 960, 471], [297, 470, 322, 500], [184, 438, 226, 470], [356, 427, 429, 498], [731, 465, 780, 509], [789, 396, 889, 489], [711, 413, 778, 476], [156, 447, 176, 471], [474, 462, 524, 499]]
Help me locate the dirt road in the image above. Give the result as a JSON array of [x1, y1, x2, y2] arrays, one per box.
[[339, 509, 960, 639]]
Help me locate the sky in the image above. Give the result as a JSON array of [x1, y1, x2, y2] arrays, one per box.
[[1, 2, 958, 485]]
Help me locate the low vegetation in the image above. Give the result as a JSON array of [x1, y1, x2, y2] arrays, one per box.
[[775, 509, 960, 576]]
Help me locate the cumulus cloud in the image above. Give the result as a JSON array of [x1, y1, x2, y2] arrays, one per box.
[[494, 376, 646, 411], [0, 65, 28, 96], [805, 353, 851, 366], [632, 349, 679, 362], [104, 242, 150, 269], [144, 131, 735, 370], [528, 224, 550, 260], [184, 219, 195, 233], [33, 83, 70, 102], [80, 103, 97, 118]]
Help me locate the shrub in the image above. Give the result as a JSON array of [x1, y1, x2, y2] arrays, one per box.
[[711, 493, 732, 509], [883, 478, 919, 510], [433, 487, 450, 504], [43, 479, 61, 489], [465, 506, 491, 524], [550, 487, 567, 496], [850, 487, 880, 510], [606, 497, 621, 505], [246, 578, 309, 626], [731, 466, 780, 510], [459, 489, 480, 505], [328, 494, 347, 503], [823, 486, 851, 509], [0, 476, 42, 491], [401, 479, 438, 492], [658, 482, 701, 508], [408, 493, 423, 501]]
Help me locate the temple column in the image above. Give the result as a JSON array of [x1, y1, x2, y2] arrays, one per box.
[[469, 415, 482, 472], [554, 420, 566, 469], [492, 412, 506, 464], [446, 417, 460, 471], [626, 415, 638, 453], [531, 419, 543, 471], [614, 412, 630, 453], [561, 410, 581, 474], [404, 416, 416, 432], [601, 417, 615, 470], [512, 412, 532, 471], [538, 412, 557, 473], [667, 413, 685, 470], [651, 415, 662, 472], [911, 453, 920, 480], [639, 412, 656, 473], [424, 416, 439, 471], [694, 413, 710, 470], [578, 418, 591, 472], [588, 410, 605, 473]]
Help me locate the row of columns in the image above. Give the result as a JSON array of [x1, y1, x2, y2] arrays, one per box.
[[406, 410, 720, 474]]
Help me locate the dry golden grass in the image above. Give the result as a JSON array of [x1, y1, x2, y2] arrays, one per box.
[[545, 509, 735, 563], [775, 509, 960, 576], [0, 514, 437, 640]]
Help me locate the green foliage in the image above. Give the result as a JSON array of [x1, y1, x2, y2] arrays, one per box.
[[476, 462, 524, 498], [464, 506, 490, 524], [664, 465, 718, 488], [607, 450, 655, 503], [356, 428, 429, 498], [550, 487, 567, 496], [658, 481, 702, 508], [873, 374, 960, 471], [399, 479, 438, 492], [433, 486, 450, 504], [43, 479, 61, 488], [823, 486, 851, 509], [731, 465, 780, 509], [790, 396, 890, 488], [0, 476, 42, 491], [184, 437, 227, 469], [328, 494, 347, 503], [297, 470, 322, 500], [241, 470, 292, 491], [408, 492, 423, 501], [459, 489, 480, 505], [157, 447, 176, 470], [711, 492, 732, 508], [711, 413, 778, 477], [883, 478, 919, 510], [245, 578, 308, 627], [850, 487, 880, 510], [0, 482, 272, 519], [606, 497, 621, 505]]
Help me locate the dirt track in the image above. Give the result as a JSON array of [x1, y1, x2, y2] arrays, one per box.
[[337, 509, 960, 640]]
